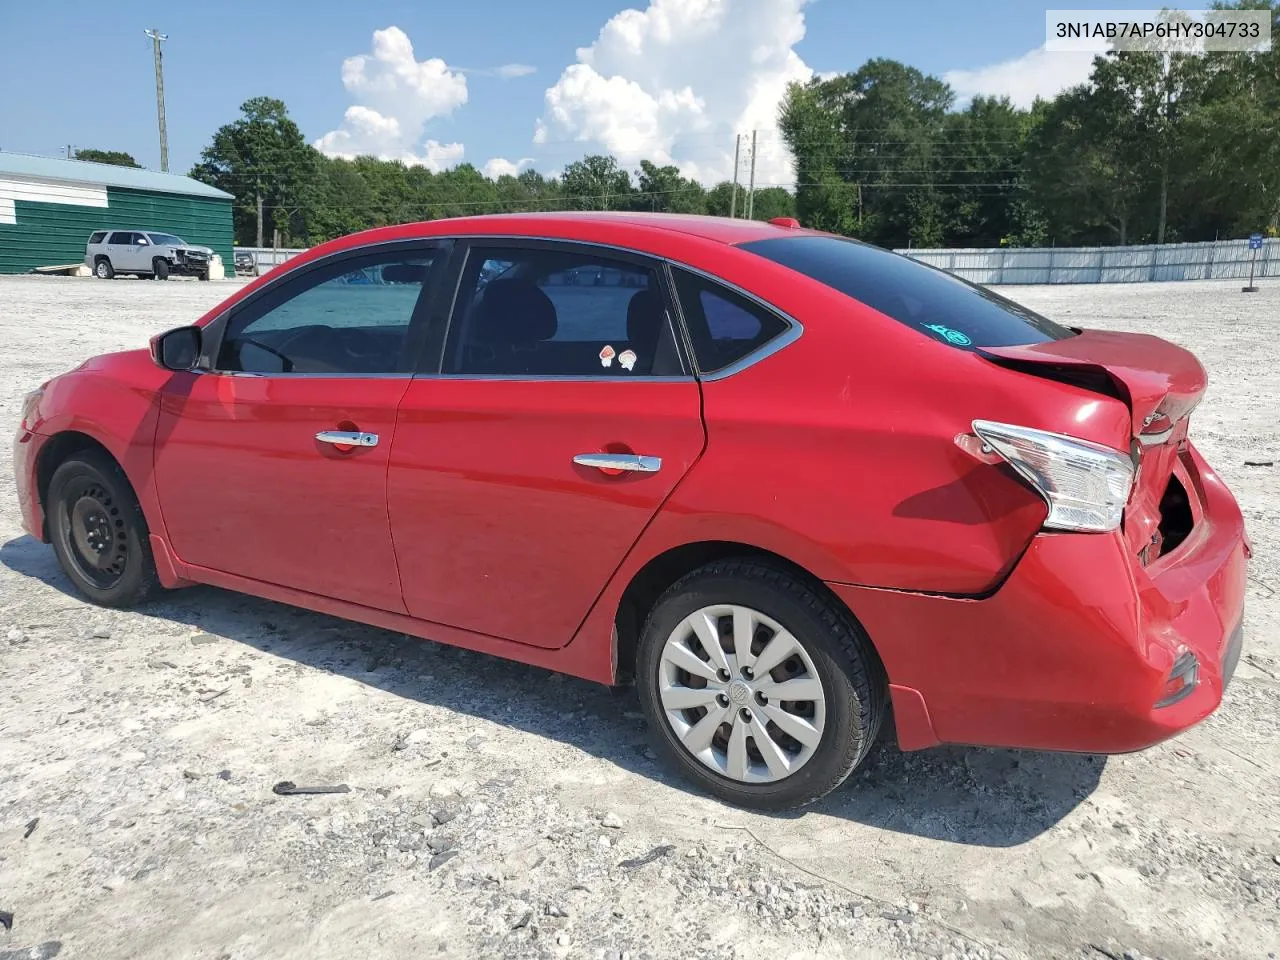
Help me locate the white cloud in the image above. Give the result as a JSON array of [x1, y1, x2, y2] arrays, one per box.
[[496, 63, 536, 78], [945, 47, 1096, 109], [315, 26, 468, 169], [483, 156, 535, 178], [535, 0, 813, 187]]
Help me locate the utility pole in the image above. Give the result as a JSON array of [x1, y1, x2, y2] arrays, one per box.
[[144, 29, 169, 172], [729, 134, 741, 218], [256, 190, 265, 248], [745, 130, 758, 219]]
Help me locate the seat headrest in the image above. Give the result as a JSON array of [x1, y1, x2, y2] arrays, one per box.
[[474, 279, 557, 346], [626, 289, 665, 346]]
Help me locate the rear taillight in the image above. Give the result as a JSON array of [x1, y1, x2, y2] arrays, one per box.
[[972, 420, 1135, 533]]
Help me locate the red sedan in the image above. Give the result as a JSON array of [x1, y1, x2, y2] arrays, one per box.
[[13, 213, 1248, 809]]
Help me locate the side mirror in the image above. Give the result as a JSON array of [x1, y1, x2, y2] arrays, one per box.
[[137, 236, 150, 245], [149, 326, 202, 371]]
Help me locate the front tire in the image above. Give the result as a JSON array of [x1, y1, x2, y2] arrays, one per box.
[[636, 560, 885, 810], [94, 257, 114, 279], [47, 452, 161, 608], [152, 258, 170, 280]]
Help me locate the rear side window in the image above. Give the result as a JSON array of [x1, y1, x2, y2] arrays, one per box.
[[443, 245, 685, 378], [739, 235, 1073, 349], [671, 269, 789, 373], [88, 231, 107, 245], [108, 232, 134, 245]]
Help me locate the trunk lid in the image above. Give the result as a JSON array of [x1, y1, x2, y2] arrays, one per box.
[[979, 329, 1208, 565], [980, 329, 1206, 440]]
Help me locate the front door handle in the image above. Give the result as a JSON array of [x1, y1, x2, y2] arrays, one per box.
[[573, 453, 661, 473], [316, 430, 379, 448]]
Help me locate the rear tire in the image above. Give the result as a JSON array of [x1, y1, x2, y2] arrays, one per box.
[[636, 559, 886, 811], [152, 258, 170, 280], [47, 452, 161, 608], [94, 258, 114, 280]]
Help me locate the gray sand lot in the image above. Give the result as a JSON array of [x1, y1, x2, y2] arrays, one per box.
[[1, 274, 1277, 960]]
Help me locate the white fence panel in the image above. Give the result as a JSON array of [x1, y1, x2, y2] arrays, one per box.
[[239, 238, 1277, 286], [897, 237, 1276, 285], [234, 246, 308, 276]]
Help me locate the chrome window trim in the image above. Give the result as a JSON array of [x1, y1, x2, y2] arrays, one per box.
[[203, 238, 447, 377], [664, 261, 804, 381], [428, 234, 802, 383], [216, 232, 804, 384], [435, 236, 694, 383], [417, 374, 698, 384], [199, 371, 417, 380]]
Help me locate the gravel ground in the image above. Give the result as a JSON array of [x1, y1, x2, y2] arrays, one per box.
[[1, 274, 1277, 960]]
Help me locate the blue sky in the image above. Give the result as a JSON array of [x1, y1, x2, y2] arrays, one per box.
[[0, 0, 1160, 185]]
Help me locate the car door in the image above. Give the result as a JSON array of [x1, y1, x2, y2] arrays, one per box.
[[153, 241, 447, 611], [387, 239, 706, 649], [108, 232, 141, 271]]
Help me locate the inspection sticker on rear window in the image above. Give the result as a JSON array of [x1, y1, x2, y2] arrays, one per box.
[[925, 324, 972, 347]]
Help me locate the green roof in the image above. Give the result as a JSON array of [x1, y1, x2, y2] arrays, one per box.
[[0, 152, 233, 200]]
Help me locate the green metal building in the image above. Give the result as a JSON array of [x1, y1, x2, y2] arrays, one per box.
[[0, 152, 234, 274]]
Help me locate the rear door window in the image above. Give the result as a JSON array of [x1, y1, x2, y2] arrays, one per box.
[[739, 235, 1074, 349], [108, 232, 136, 245], [671, 269, 790, 373], [443, 245, 686, 377]]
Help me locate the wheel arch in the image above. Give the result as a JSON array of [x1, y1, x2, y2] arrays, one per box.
[[612, 539, 886, 688], [35, 431, 120, 536]]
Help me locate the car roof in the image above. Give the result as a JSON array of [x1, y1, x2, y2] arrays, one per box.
[[406, 211, 817, 246]]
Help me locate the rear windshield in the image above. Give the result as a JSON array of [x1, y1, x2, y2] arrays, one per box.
[[739, 235, 1073, 349]]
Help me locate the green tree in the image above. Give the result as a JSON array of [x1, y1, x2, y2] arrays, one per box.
[[560, 155, 632, 210], [744, 186, 796, 222], [940, 97, 1031, 246], [703, 181, 739, 217], [1182, 1, 1280, 235], [190, 97, 321, 246], [74, 148, 141, 168], [782, 60, 954, 247], [635, 160, 706, 212]]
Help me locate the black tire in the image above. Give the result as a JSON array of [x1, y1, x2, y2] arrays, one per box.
[[152, 258, 170, 280], [94, 257, 114, 280], [47, 452, 161, 608], [198, 268, 210, 281], [636, 559, 886, 811]]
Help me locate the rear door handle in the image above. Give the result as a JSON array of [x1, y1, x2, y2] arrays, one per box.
[[573, 453, 661, 473], [316, 430, 379, 448]]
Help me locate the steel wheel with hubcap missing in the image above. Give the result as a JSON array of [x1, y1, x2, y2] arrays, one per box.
[[47, 452, 161, 608], [637, 560, 885, 811], [659, 604, 826, 783], [59, 478, 129, 589]]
